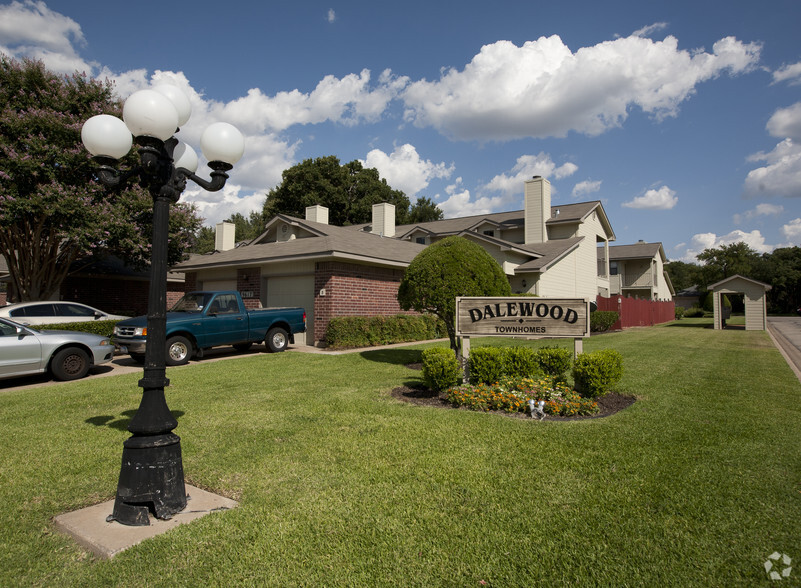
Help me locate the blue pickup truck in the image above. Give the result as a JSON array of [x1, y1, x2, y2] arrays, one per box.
[[113, 291, 306, 366]]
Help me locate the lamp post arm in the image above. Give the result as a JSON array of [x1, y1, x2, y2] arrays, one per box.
[[181, 164, 231, 193]]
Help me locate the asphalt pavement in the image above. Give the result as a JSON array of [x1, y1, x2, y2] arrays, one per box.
[[766, 316, 801, 383]]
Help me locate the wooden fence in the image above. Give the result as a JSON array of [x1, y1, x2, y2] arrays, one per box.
[[596, 295, 675, 330]]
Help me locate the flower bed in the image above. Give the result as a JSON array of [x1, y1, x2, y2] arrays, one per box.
[[446, 375, 599, 417]]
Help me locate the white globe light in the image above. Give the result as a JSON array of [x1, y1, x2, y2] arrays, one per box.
[[122, 89, 179, 141], [81, 114, 133, 159], [153, 84, 192, 127], [200, 122, 245, 165], [173, 142, 198, 173]]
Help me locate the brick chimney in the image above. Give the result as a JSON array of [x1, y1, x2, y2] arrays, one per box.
[[305, 205, 329, 224], [215, 221, 235, 251], [524, 176, 551, 244], [371, 202, 395, 237]]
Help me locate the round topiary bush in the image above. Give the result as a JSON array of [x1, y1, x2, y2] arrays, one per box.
[[422, 347, 461, 391], [572, 349, 623, 398]]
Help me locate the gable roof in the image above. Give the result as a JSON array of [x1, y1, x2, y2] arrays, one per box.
[[175, 215, 427, 271], [708, 274, 772, 291], [599, 242, 665, 262]]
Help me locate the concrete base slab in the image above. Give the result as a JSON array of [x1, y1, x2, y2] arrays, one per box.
[[53, 484, 238, 559]]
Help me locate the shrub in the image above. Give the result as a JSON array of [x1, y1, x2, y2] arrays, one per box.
[[674, 306, 685, 320], [446, 375, 598, 416], [325, 314, 446, 349], [683, 306, 705, 318], [468, 347, 505, 384], [502, 346, 538, 379], [35, 320, 118, 337], [421, 348, 461, 392], [590, 311, 619, 332], [534, 346, 573, 381], [572, 349, 624, 398]]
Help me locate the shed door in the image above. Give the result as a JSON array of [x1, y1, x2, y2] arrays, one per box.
[[265, 275, 314, 345]]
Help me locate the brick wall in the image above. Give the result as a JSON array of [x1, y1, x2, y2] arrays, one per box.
[[237, 268, 262, 309], [184, 272, 198, 292], [60, 276, 185, 316], [313, 261, 415, 344]]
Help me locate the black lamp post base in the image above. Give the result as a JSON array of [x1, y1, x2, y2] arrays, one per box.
[[107, 433, 187, 526]]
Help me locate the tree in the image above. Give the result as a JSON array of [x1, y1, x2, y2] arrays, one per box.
[[262, 155, 442, 226], [696, 242, 760, 284], [664, 260, 704, 292], [408, 196, 444, 224], [757, 247, 801, 314], [0, 56, 202, 301], [398, 236, 511, 353]]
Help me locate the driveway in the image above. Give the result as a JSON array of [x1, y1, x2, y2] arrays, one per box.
[[767, 316, 801, 382]]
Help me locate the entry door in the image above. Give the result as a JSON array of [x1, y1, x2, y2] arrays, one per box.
[[265, 275, 314, 345]]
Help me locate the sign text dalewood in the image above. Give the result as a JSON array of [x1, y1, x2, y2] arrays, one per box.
[[455, 297, 590, 338]]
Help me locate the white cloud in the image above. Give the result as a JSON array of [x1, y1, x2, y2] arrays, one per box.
[[437, 178, 505, 218], [182, 183, 266, 227], [744, 138, 801, 198], [401, 33, 761, 141], [781, 218, 801, 243], [622, 185, 677, 210], [481, 153, 578, 204], [773, 61, 801, 85], [327, 9, 336, 23], [572, 180, 602, 198], [0, 0, 95, 74], [733, 203, 784, 224], [361, 144, 453, 197], [766, 102, 801, 141], [678, 229, 773, 262]]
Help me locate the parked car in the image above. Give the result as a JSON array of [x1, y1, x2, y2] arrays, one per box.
[[0, 317, 114, 381], [0, 301, 128, 326], [113, 290, 306, 366]]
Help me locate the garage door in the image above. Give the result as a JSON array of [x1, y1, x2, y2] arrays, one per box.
[[200, 279, 237, 291], [265, 275, 315, 345]]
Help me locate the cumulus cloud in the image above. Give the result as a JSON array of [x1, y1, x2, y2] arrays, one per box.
[[0, 0, 95, 74], [481, 153, 578, 202], [733, 203, 784, 224], [572, 180, 602, 198], [401, 32, 761, 141], [327, 9, 336, 23], [744, 102, 801, 198], [622, 185, 677, 210], [781, 218, 801, 243], [361, 144, 453, 197], [773, 61, 801, 85], [182, 183, 266, 227], [436, 178, 506, 219], [678, 229, 773, 262]]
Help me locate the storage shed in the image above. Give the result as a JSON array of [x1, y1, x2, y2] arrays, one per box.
[[709, 275, 772, 331]]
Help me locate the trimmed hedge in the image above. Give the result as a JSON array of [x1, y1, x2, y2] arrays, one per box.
[[32, 320, 118, 337], [590, 311, 619, 332], [325, 314, 446, 349], [572, 349, 624, 398], [468, 346, 541, 384], [421, 348, 461, 391], [534, 346, 572, 381]]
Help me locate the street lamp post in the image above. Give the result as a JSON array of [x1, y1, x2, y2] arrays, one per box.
[[81, 86, 244, 526]]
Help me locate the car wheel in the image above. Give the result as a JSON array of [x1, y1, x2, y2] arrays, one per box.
[[266, 327, 288, 352], [129, 353, 145, 364], [233, 342, 253, 352], [51, 347, 90, 381], [166, 336, 193, 366]]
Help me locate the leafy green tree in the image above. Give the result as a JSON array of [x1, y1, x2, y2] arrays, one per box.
[[408, 196, 444, 224], [192, 211, 265, 254], [696, 242, 760, 284], [757, 247, 801, 313], [262, 155, 442, 226], [664, 260, 704, 292], [0, 56, 201, 301], [398, 236, 511, 353]]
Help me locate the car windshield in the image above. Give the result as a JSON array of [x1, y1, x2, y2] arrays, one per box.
[[0, 317, 41, 333], [170, 293, 213, 313]]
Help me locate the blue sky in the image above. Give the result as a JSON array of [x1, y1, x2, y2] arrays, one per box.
[[2, 0, 801, 262]]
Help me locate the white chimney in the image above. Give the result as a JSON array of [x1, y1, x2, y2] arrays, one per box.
[[524, 176, 551, 244], [371, 202, 395, 237], [215, 221, 236, 251], [305, 204, 329, 224]]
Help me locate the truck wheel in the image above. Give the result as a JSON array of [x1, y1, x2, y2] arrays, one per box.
[[166, 336, 193, 366], [51, 347, 90, 381], [266, 327, 288, 352], [129, 353, 145, 364], [233, 342, 253, 352]]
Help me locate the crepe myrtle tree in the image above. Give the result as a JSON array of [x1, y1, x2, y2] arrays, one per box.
[[0, 56, 201, 301], [398, 236, 511, 353]]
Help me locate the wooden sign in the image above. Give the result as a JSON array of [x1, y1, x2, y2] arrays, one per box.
[[456, 297, 590, 339]]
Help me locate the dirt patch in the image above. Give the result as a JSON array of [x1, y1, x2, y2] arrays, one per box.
[[392, 364, 636, 421]]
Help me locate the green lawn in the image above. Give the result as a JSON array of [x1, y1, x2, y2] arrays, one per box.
[[1, 318, 799, 586]]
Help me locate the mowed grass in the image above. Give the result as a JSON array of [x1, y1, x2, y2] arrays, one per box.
[[0, 318, 799, 586]]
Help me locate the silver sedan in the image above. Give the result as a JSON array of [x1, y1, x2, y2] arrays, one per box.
[[0, 317, 114, 381]]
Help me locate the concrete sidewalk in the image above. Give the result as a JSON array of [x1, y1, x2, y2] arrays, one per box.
[[767, 317, 801, 383]]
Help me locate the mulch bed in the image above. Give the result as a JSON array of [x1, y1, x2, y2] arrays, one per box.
[[391, 363, 636, 421]]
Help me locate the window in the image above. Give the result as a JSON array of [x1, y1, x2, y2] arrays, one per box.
[[11, 304, 56, 317], [610, 261, 619, 276], [415, 237, 426, 245], [483, 230, 494, 237], [57, 303, 95, 317]]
